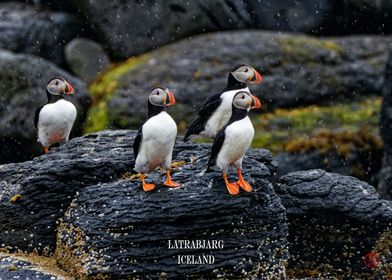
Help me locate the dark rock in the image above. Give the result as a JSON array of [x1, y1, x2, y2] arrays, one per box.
[[72, 0, 392, 59], [275, 129, 383, 185], [86, 31, 392, 132], [0, 128, 284, 280], [55, 141, 286, 279], [65, 38, 110, 84], [25, 0, 78, 13], [379, 50, 392, 200], [275, 149, 382, 186], [0, 49, 91, 164], [0, 1, 86, 65], [0, 253, 69, 279], [321, 0, 392, 36], [275, 169, 392, 277]]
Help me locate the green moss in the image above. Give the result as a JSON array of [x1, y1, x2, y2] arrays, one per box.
[[278, 35, 344, 62], [250, 98, 381, 153], [284, 127, 382, 157], [187, 98, 381, 155], [83, 54, 149, 133], [83, 102, 109, 134]]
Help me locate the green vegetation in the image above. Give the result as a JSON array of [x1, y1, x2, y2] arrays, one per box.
[[251, 98, 382, 153], [279, 35, 344, 61], [83, 54, 149, 133]]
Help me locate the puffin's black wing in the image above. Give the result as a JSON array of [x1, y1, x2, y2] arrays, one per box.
[[133, 127, 143, 160], [34, 105, 44, 128], [183, 94, 222, 141], [206, 127, 226, 172]]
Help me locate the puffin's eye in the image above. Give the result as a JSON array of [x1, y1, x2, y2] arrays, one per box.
[[245, 68, 249, 72], [242, 95, 245, 99], [55, 81, 59, 85], [157, 91, 160, 96]]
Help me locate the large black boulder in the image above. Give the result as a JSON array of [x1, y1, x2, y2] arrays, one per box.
[[72, 0, 392, 59], [55, 141, 286, 279], [0, 1, 86, 65], [72, 0, 328, 59], [0, 129, 285, 278], [0, 49, 91, 164], [275, 169, 392, 277], [379, 50, 392, 200], [86, 31, 392, 132]]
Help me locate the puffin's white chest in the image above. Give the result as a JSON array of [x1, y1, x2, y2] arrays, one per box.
[[204, 87, 250, 138], [135, 111, 177, 172], [38, 99, 77, 147], [216, 116, 254, 169]]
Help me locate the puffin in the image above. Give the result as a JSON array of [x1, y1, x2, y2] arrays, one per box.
[[34, 76, 76, 154], [183, 64, 262, 141], [206, 91, 262, 195], [133, 87, 180, 192]]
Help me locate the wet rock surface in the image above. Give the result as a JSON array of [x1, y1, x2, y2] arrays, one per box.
[[55, 145, 286, 279], [0, 253, 70, 280], [0, 49, 91, 164], [0, 130, 134, 253], [1, 130, 391, 278], [87, 31, 392, 131], [275, 169, 392, 276], [0, 130, 286, 280], [0, 1, 85, 65], [379, 50, 392, 200]]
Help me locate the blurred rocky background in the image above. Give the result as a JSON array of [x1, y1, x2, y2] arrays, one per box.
[[0, 0, 392, 278]]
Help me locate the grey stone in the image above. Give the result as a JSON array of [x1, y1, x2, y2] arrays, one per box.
[[72, 0, 392, 59], [275, 170, 392, 276], [65, 38, 110, 84], [0, 1, 86, 65]]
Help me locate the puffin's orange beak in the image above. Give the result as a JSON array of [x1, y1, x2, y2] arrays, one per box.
[[250, 68, 263, 84], [252, 95, 262, 109], [167, 90, 176, 106], [65, 81, 74, 95]]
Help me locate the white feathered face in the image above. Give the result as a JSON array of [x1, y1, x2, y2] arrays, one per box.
[[231, 65, 263, 84], [233, 91, 262, 110], [148, 87, 176, 107], [47, 77, 74, 95]]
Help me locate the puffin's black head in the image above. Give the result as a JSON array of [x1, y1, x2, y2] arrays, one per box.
[[46, 77, 74, 96], [233, 91, 262, 110], [148, 87, 176, 107], [230, 64, 263, 84]]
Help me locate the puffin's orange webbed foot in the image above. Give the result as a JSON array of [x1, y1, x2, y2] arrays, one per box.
[[223, 173, 239, 196], [141, 174, 155, 192], [164, 170, 180, 188], [142, 183, 156, 192], [237, 168, 252, 192], [44, 147, 49, 154]]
